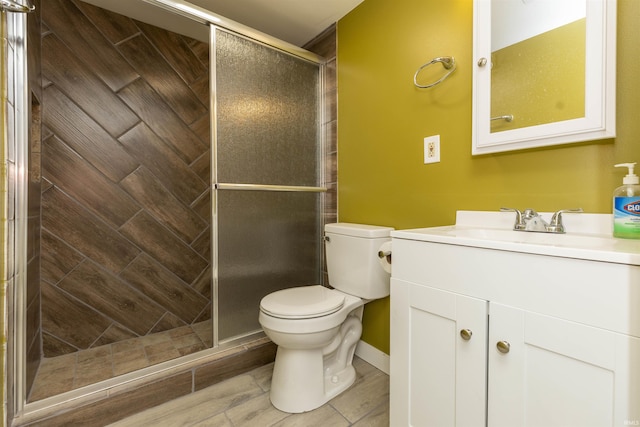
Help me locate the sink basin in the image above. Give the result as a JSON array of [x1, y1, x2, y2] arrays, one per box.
[[392, 211, 640, 266], [440, 227, 617, 249]]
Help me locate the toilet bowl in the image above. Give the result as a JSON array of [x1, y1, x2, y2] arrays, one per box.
[[259, 223, 393, 413]]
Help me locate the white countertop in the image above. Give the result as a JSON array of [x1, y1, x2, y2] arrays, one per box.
[[391, 211, 640, 266]]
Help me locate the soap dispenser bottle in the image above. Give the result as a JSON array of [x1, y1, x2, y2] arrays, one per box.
[[613, 162, 640, 239]]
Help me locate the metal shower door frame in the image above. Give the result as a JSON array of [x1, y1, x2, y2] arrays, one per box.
[[209, 24, 327, 346]]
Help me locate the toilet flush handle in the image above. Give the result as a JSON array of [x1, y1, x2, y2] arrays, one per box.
[[377, 250, 391, 258]]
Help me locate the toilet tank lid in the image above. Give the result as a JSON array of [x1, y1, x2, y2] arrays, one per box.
[[325, 223, 394, 238]]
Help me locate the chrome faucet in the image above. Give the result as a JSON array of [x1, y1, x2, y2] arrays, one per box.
[[500, 207, 583, 233]]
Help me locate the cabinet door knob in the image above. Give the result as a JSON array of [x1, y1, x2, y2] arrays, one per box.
[[496, 341, 510, 354], [477, 57, 488, 67], [460, 329, 473, 340]]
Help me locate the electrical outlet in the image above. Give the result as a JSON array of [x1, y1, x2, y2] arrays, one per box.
[[424, 135, 440, 164]]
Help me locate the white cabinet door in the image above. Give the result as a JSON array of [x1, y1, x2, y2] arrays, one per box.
[[488, 303, 640, 427], [391, 279, 488, 426]]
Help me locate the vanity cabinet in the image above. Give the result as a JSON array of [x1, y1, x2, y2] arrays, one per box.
[[391, 281, 488, 426], [390, 236, 640, 427]]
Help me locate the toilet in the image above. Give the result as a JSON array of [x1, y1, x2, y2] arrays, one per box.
[[259, 222, 393, 413]]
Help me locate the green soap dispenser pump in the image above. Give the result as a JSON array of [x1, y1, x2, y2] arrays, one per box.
[[613, 162, 640, 239]]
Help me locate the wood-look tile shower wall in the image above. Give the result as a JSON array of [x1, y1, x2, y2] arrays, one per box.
[[40, 0, 212, 357]]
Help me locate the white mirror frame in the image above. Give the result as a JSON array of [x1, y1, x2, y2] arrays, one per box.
[[472, 0, 616, 155]]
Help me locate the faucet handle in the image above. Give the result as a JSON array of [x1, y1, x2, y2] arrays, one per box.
[[547, 208, 584, 233], [500, 207, 526, 230]]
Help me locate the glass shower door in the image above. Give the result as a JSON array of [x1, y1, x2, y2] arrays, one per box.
[[212, 28, 324, 341]]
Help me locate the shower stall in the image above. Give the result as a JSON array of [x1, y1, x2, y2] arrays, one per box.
[[2, 0, 332, 423]]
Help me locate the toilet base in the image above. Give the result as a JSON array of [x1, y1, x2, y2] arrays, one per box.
[[269, 347, 357, 413], [268, 315, 362, 413]]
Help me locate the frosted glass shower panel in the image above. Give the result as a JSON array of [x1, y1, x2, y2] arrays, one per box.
[[215, 29, 320, 186], [217, 190, 321, 340]]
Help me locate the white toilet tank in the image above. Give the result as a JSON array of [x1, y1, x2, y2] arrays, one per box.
[[324, 223, 394, 299]]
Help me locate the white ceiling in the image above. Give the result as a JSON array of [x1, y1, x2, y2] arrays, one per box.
[[187, 0, 363, 46], [83, 0, 364, 47]]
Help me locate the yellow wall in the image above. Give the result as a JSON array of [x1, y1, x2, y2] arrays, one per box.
[[338, 0, 640, 354]]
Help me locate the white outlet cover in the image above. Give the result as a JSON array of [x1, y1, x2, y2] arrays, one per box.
[[424, 135, 440, 164]]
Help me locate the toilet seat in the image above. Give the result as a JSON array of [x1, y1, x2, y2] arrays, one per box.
[[260, 285, 345, 319]]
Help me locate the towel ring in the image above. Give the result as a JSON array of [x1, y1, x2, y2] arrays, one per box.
[[413, 56, 456, 89]]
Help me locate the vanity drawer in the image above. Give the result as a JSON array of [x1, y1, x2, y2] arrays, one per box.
[[392, 237, 640, 338]]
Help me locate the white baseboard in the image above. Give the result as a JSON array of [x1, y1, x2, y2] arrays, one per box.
[[355, 340, 390, 375]]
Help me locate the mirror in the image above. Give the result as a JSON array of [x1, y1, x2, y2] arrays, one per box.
[[472, 0, 616, 155]]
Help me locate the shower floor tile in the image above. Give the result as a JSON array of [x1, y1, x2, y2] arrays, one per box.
[[28, 321, 213, 402]]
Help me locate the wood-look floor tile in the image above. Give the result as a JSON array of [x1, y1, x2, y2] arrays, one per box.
[[74, 359, 114, 388], [327, 371, 390, 424], [167, 325, 194, 339], [29, 357, 76, 401], [139, 330, 172, 347], [112, 338, 143, 354], [112, 346, 147, 365], [102, 356, 388, 426], [191, 321, 213, 347], [352, 357, 381, 380], [189, 412, 233, 427], [77, 345, 111, 363], [351, 399, 389, 427], [39, 352, 78, 371], [225, 393, 289, 426], [37, 373, 193, 426], [274, 405, 350, 427], [172, 332, 206, 350], [144, 341, 181, 365], [250, 362, 274, 393], [108, 375, 261, 426], [113, 348, 149, 376], [177, 342, 207, 357]]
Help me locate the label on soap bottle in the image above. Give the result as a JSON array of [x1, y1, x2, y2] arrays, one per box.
[[613, 196, 640, 238]]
